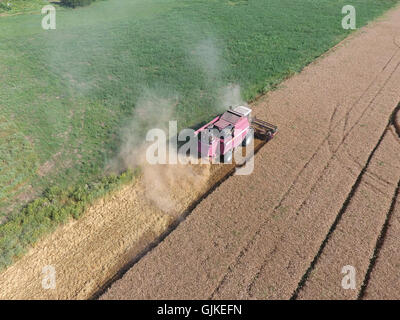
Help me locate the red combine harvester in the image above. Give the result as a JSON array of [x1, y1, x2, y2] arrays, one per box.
[[194, 106, 278, 162]]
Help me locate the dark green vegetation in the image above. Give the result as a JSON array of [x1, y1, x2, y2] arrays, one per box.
[[61, 0, 97, 8], [0, 0, 398, 267], [0, 0, 48, 15], [0, 169, 136, 270]]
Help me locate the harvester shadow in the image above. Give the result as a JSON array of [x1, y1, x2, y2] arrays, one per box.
[[391, 102, 400, 137]]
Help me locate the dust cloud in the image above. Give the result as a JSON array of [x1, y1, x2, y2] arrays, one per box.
[[109, 39, 246, 214], [108, 90, 211, 214]]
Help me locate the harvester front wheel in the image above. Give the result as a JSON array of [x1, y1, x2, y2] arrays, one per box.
[[222, 150, 233, 163], [242, 128, 254, 146]]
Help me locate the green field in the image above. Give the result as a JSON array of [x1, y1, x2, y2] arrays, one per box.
[[0, 0, 398, 219]]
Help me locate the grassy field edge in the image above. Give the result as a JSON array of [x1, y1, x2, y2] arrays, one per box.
[[0, 168, 140, 271]]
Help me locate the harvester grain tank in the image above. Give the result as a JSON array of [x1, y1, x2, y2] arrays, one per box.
[[194, 106, 277, 162]]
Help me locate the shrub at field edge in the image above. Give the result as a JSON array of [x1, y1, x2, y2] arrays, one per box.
[[0, 168, 139, 271], [60, 0, 97, 8]]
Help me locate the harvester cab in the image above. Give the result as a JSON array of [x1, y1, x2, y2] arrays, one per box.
[[195, 105, 277, 162]]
